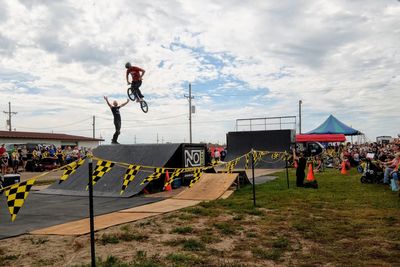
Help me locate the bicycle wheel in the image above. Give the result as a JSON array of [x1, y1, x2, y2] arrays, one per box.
[[127, 88, 137, 101], [140, 100, 148, 113]]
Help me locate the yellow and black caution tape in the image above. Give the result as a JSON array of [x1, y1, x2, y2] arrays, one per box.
[[0, 149, 303, 222], [120, 164, 141, 195]]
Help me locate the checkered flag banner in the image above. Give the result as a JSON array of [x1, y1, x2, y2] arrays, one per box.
[[59, 158, 85, 184], [141, 167, 166, 185], [253, 151, 266, 164], [120, 164, 141, 195], [164, 168, 184, 188], [4, 178, 36, 222], [225, 158, 240, 173], [245, 153, 250, 169], [189, 168, 205, 187], [271, 152, 280, 160], [89, 160, 115, 187]]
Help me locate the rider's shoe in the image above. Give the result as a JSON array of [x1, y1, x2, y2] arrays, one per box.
[[111, 140, 120, 144]]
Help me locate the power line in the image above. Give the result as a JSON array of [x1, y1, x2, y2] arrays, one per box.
[[15, 117, 92, 130]]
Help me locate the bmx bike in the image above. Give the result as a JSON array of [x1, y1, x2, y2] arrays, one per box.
[[127, 87, 148, 113]]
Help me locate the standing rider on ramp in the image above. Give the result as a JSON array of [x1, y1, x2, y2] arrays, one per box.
[[104, 96, 129, 144], [126, 62, 145, 102]]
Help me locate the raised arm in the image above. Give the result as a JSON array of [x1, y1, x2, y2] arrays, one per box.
[[140, 68, 146, 79], [119, 98, 130, 108], [104, 96, 112, 108], [292, 147, 297, 161]]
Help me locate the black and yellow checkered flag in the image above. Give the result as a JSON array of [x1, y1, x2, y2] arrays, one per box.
[[211, 159, 219, 166], [120, 164, 141, 195], [59, 158, 85, 183], [4, 178, 35, 222], [89, 160, 115, 187], [189, 168, 204, 187], [253, 151, 266, 165], [164, 168, 184, 188], [225, 158, 240, 173], [271, 152, 280, 160], [141, 168, 166, 185], [244, 153, 250, 169]]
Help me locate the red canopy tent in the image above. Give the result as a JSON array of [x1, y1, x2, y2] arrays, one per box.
[[296, 134, 346, 143]]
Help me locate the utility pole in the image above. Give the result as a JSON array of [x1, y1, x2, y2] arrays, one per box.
[[299, 100, 302, 134], [184, 83, 194, 143], [157, 133, 159, 144], [92, 116, 95, 138], [3, 102, 17, 131], [134, 135, 136, 144]]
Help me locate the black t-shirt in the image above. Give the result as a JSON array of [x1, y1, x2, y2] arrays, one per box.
[[111, 106, 121, 120], [297, 157, 307, 171]]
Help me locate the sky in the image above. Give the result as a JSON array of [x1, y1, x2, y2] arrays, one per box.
[[0, 0, 399, 144]]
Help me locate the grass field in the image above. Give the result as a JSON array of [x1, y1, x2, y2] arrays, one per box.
[[1, 168, 399, 266]]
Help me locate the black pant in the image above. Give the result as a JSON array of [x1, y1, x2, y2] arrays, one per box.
[[296, 171, 305, 187], [112, 119, 121, 142], [131, 81, 144, 99]]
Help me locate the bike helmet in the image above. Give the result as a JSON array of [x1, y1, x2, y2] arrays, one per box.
[[125, 62, 131, 69]]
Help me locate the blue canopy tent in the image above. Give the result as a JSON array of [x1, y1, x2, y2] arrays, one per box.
[[307, 115, 362, 136]]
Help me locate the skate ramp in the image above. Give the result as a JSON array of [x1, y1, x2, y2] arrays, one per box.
[[226, 130, 293, 168], [174, 173, 238, 201], [40, 144, 181, 198]]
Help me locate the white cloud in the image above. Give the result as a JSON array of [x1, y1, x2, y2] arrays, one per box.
[[0, 0, 399, 144]]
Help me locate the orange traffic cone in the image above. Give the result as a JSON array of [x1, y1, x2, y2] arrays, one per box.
[[306, 163, 315, 181], [341, 161, 347, 175], [164, 170, 172, 191]]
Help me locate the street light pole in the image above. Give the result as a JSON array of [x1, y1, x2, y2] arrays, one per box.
[[299, 100, 302, 134]]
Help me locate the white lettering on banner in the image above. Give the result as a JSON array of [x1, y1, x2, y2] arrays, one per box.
[[184, 149, 204, 167]]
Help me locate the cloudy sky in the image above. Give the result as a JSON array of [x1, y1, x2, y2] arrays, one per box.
[[0, 0, 399, 144]]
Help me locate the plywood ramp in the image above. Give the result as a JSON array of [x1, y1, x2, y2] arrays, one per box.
[[31, 174, 238, 236], [219, 190, 234, 199], [174, 173, 238, 201], [119, 199, 200, 213], [31, 212, 157, 236]]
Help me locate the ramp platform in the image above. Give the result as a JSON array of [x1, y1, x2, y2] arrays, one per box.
[[40, 144, 182, 197]]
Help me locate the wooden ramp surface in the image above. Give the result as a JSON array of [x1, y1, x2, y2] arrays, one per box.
[[174, 173, 238, 201], [31, 173, 237, 236], [31, 212, 157, 236], [119, 199, 200, 213]]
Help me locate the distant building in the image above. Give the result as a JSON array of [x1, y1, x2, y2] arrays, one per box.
[[0, 130, 103, 149]]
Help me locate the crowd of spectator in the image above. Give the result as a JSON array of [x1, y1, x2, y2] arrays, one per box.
[[0, 144, 92, 175], [333, 139, 400, 191]]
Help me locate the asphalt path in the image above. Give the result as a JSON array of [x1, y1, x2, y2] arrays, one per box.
[[0, 192, 163, 239]]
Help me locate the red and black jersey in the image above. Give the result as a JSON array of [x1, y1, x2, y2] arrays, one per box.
[[126, 66, 145, 81]]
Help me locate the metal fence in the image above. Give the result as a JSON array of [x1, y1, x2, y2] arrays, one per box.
[[235, 116, 297, 132]]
